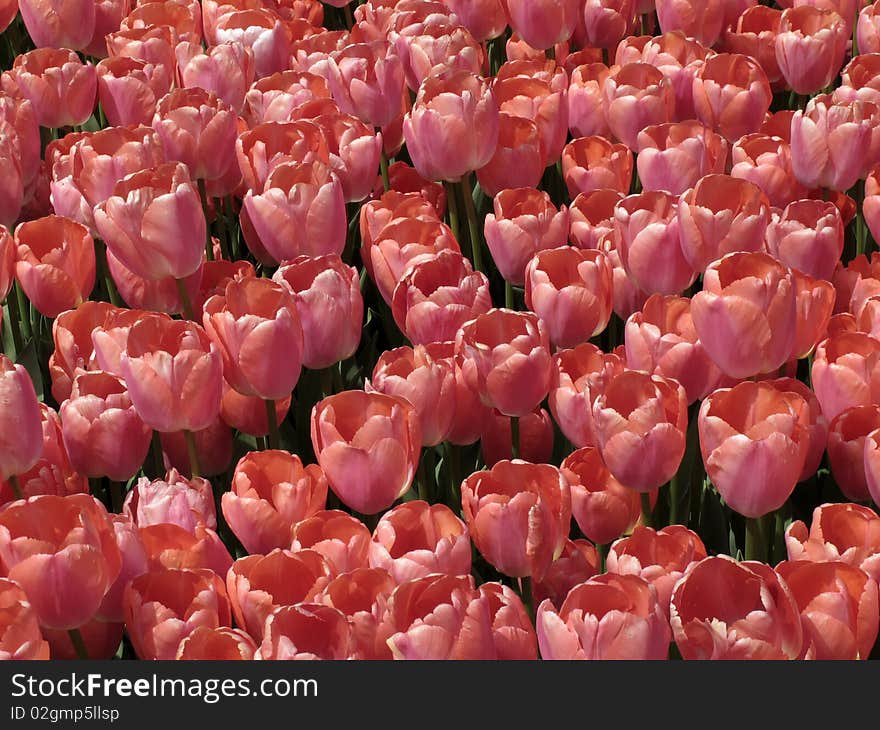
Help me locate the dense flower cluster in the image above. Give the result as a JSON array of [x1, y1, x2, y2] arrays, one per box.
[[1, 0, 880, 661]]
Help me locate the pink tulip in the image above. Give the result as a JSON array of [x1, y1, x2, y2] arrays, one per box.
[[290, 510, 371, 577], [828, 406, 880, 502], [603, 63, 675, 151], [776, 6, 848, 95], [655, 0, 724, 46], [503, 0, 581, 50], [568, 188, 622, 250], [811, 332, 880, 424], [636, 121, 727, 197], [561, 135, 633, 198], [765, 199, 843, 281]]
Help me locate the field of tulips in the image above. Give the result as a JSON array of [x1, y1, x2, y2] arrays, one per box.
[[6, 0, 880, 663]]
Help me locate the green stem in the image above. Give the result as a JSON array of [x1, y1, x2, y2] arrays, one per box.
[[444, 441, 461, 507], [511, 416, 520, 460], [668, 472, 680, 526], [416, 452, 428, 502], [596, 542, 608, 574], [379, 149, 390, 192], [265, 399, 279, 450], [457, 175, 484, 273], [444, 180, 461, 243], [14, 282, 31, 342], [224, 195, 241, 260], [640, 492, 653, 529], [175, 278, 196, 321], [68, 627, 89, 660], [95, 239, 122, 307], [4, 293, 23, 359], [183, 430, 201, 479], [745, 516, 767, 562], [198, 178, 214, 261], [8, 473, 23, 500], [505, 280, 514, 310]]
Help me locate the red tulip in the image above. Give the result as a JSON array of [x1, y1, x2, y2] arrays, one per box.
[[175, 40, 255, 113], [537, 573, 671, 660], [0, 578, 50, 660], [213, 9, 291, 79], [461, 460, 570, 580], [691, 252, 797, 379], [475, 115, 545, 198], [290, 510, 371, 576], [531, 539, 599, 610], [311, 391, 421, 515], [176, 626, 256, 660], [723, 6, 783, 89], [698, 381, 810, 518], [827, 406, 880, 502], [159, 417, 232, 479], [123, 568, 230, 660], [859, 1, 880, 55], [257, 604, 352, 660], [18, 0, 95, 51], [443, 0, 507, 42], [326, 41, 405, 128], [454, 308, 552, 418], [670, 556, 802, 659], [791, 268, 835, 360], [395, 18, 484, 93]]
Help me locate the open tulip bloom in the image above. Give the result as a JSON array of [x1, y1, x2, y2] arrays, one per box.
[[3, 0, 880, 667]]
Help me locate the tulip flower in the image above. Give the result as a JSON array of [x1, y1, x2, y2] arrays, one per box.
[[176, 41, 255, 113], [811, 332, 880, 423], [503, 0, 581, 50], [395, 18, 484, 93], [0, 494, 121, 630], [212, 9, 290, 79], [454, 309, 552, 418], [636, 121, 727, 197], [461, 460, 570, 580], [123, 568, 230, 660], [691, 252, 797, 379], [0, 578, 50, 660], [123, 469, 216, 534], [603, 63, 676, 151], [776, 6, 848, 95], [765, 200, 844, 281], [531, 540, 599, 610], [476, 114, 545, 198], [443, 0, 507, 42], [480, 408, 555, 467], [257, 604, 352, 660], [290, 510, 372, 577], [670, 556, 803, 660], [724, 6, 783, 89], [0, 355, 43, 487], [326, 41, 405, 128], [655, 0, 724, 46], [369, 501, 471, 584], [698, 381, 810, 518], [96, 57, 173, 127], [730, 133, 807, 209], [537, 573, 671, 660], [524, 246, 613, 348], [311, 391, 421, 515], [568, 63, 612, 140], [568, 189, 622, 250], [826, 406, 880, 503], [677, 175, 770, 273], [791, 269, 835, 361], [176, 627, 256, 660]]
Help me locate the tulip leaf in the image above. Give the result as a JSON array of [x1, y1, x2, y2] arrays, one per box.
[[15, 338, 44, 402]]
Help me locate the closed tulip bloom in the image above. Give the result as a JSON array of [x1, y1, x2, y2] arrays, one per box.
[[531, 540, 599, 609], [257, 603, 352, 660], [582, 0, 636, 49], [723, 6, 783, 89], [13, 215, 95, 318], [105, 26, 177, 78], [670, 556, 802, 660], [235, 120, 330, 194], [455, 309, 552, 418], [549, 342, 625, 448], [0, 578, 50, 660], [447, 356, 493, 447], [203, 277, 303, 400], [826, 406, 880, 502], [791, 269, 835, 361], [593, 370, 687, 493], [777, 560, 878, 660], [607, 526, 707, 615], [4, 49, 96, 129], [325, 41, 405, 128], [96, 57, 172, 128], [443, 0, 507, 42], [461, 460, 570, 580], [176, 626, 256, 660], [603, 64, 675, 151], [476, 115, 545, 198], [776, 7, 847, 95], [764, 377, 826, 482], [105, 249, 203, 317], [568, 189, 622, 250], [382, 161, 447, 214], [678, 175, 770, 273], [212, 9, 290, 79], [369, 501, 471, 584], [311, 110, 382, 205], [123, 468, 215, 534], [503, 0, 580, 50], [94, 163, 205, 283], [19, 0, 94, 49], [395, 18, 484, 93], [119, 315, 222, 434], [562, 446, 640, 546], [730, 133, 807, 209], [0, 133, 22, 230], [765, 200, 843, 281], [636, 122, 727, 197], [138, 522, 232, 576], [625, 294, 724, 404], [242, 69, 330, 126], [403, 70, 499, 182], [242, 160, 346, 266], [860, 2, 880, 54], [123, 568, 230, 660], [786, 503, 880, 583], [791, 95, 880, 192], [691, 252, 797, 379], [227, 549, 330, 640], [0, 225, 14, 302], [121, 1, 201, 43], [614, 190, 696, 296], [811, 333, 880, 424], [699, 381, 810, 517], [655, 0, 724, 46], [538, 573, 671, 660], [391, 250, 491, 345], [835, 54, 880, 107], [525, 246, 613, 348], [59, 371, 151, 482], [272, 254, 362, 369], [366, 344, 456, 447], [484, 188, 570, 287], [0, 494, 121, 630], [222, 450, 326, 555], [480, 407, 555, 467], [692, 54, 772, 144], [290, 510, 372, 576], [311, 391, 421, 515], [176, 41, 255, 113], [863, 425, 880, 507], [563, 137, 633, 201], [0, 356, 43, 484]]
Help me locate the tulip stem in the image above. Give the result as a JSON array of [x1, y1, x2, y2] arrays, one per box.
[[4, 293, 23, 358], [444, 442, 461, 507], [14, 283, 31, 342], [640, 492, 653, 529], [596, 543, 608, 574], [68, 628, 89, 660], [183, 430, 201, 479], [265, 399, 280, 450], [198, 178, 214, 261], [445, 181, 461, 242], [95, 239, 123, 307], [458, 175, 484, 273], [174, 278, 196, 321], [511, 416, 520, 460], [668, 473, 680, 526], [505, 281, 514, 310], [379, 150, 390, 192], [8, 474, 22, 500], [745, 516, 767, 562]]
